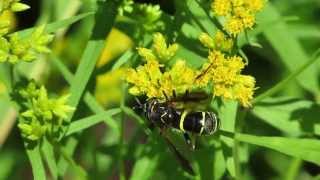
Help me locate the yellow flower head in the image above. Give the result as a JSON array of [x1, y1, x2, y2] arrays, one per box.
[[196, 49, 255, 107], [199, 31, 234, 52], [244, 0, 264, 12], [153, 33, 178, 63], [225, 17, 244, 37], [212, 0, 232, 16], [212, 0, 265, 36]]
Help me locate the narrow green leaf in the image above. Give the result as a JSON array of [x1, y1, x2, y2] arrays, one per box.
[[26, 145, 46, 180], [66, 108, 121, 136], [130, 155, 160, 180], [184, 0, 217, 35], [42, 139, 58, 180], [236, 133, 320, 165], [66, 1, 118, 121], [18, 12, 94, 37], [50, 55, 119, 130], [260, 4, 319, 94], [219, 100, 238, 178], [58, 2, 119, 175], [111, 49, 134, 71], [252, 97, 320, 136], [253, 48, 320, 104]]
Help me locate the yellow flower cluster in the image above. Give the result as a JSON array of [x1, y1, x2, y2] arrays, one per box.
[[125, 32, 256, 107], [0, 0, 30, 14], [196, 50, 255, 107], [199, 31, 233, 52], [126, 59, 197, 99], [137, 33, 178, 63], [212, 0, 265, 36]]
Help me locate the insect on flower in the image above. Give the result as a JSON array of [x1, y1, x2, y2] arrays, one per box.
[[135, 90, 220, 175]]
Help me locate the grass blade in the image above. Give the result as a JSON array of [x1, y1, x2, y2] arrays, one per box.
[[260, 4, 319, 94], [253, 48, 320, 104], [26, 145, 46, 180], [18, 12, 94, 37], [42, 139, 58, 180], [57, 0, 120, 175], [66, 108, 121, 136], [219, 100, 238, 178], [236, 133, 320, 165]]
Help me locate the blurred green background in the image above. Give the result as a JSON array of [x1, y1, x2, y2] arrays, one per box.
[[0, 0, 320, 179]]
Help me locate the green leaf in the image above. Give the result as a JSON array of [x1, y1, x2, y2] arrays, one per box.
[[42, 139, 58, 180], [219, 100, 238, 178], [184, 0, 217, 35], [111, 49, 134, 71], [66, 108, 121, 136], [18, 12, 94, 37], [26, 145, 46, 180], [253, 48, 320, 104], [252, 97, 320, 136], [50, 55, 119, 131], [236, 133, 320, 165], [260, 4, 319, 94], [130, 155, 160, 180], [57, 1, 120, 175]]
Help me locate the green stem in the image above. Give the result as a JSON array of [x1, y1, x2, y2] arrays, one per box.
[[284, 158, 302, 180], [8, 63, 14, 92], [253, 48, 320, 104], [119, 83, 126, 180], [233, 109, 248, 179]]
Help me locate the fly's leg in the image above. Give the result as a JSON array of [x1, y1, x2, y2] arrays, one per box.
[[183, 133, 195, 150]]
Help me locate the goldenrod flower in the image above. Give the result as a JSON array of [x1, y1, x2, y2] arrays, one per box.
[[153, 33, 178, 63], [244, 0, 264, 12], [16, 81, 74, 141], [212, 0, 265, 36], [225, 17, 244, 37], [199, 31, 233, 52], [0, 0, 30, 14], [211, 0, 231, 16], [196, 50, 255, 107], [126, 60, 163, 98], [126, 32, 256, 107]]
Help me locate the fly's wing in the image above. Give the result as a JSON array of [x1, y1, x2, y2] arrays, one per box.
[[170, 91, 212, 111], [162, 134, 195, 176]]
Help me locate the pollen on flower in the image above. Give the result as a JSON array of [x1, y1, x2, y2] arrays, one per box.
[[153, 33, 178, 62], [196, 49, 255, 107], [244, 0, 264, 12], [199, 31, 234, 52], [212, 0, 265, 36], [225, 17, 244, 36], [212, 0, 231, 16]]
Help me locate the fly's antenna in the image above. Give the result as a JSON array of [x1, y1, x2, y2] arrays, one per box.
[[162, 90, 169, 101], [172, 90, 177, 99]]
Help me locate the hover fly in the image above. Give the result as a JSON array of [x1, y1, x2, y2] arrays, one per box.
[[135, 90, 220, 175]]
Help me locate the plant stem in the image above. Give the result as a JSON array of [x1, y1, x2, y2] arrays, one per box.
[[119, 83, 126, 180], [284, 158, 302, 180], [253, 48, 320, 104], [233, 108, 248, 179]]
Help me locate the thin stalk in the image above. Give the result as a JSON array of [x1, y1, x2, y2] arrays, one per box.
[[233, 109, 248, 179], [284, 158, 302, 180], [119, 83, 126, 180], [253, 48, 320, 104]]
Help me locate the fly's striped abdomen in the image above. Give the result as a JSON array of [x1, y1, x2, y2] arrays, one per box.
[[172, 111, 219, 135]]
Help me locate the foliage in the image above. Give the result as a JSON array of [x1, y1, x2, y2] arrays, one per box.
[[0, 0, 320, 179]]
